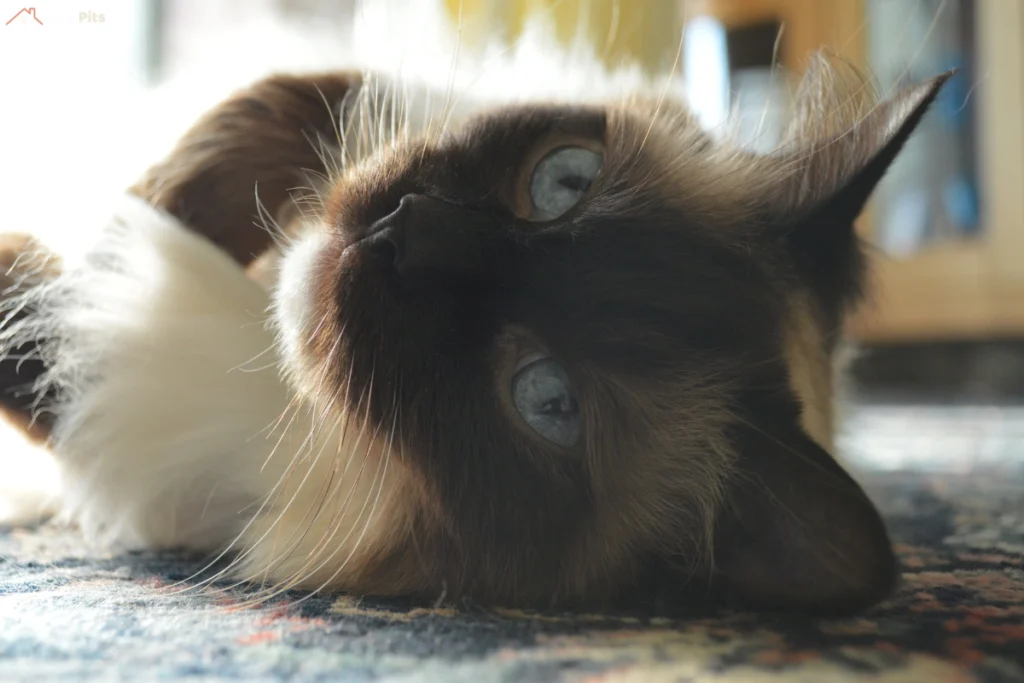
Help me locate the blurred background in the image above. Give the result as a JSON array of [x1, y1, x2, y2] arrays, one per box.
[[1, 0, 1023, 475]]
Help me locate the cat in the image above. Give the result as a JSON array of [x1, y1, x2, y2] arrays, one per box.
[[0, 47, 950, 615]]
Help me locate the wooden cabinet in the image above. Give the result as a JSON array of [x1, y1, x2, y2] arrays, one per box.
[[858, 1, 1024, 342]]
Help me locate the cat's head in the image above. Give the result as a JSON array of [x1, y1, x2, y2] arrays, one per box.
[[262, 56, 950, 614], [135, 54, 948, 613]]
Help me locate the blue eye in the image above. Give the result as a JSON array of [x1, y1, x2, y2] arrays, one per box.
[[511, 358, 581, 447], [528, 146, 602, 221]]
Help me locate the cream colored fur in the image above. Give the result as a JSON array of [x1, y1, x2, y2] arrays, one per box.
[[1, 196, 409, 594], [11, 196, 296, 550]]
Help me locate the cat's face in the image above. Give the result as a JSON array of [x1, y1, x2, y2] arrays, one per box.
[[270, 64, 950, 613]]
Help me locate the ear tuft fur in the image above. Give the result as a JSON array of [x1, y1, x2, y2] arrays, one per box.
[[761, 54, 953, 320], [773, 51, 954, 218]]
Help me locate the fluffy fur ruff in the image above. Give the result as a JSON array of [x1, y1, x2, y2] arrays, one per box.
[[1, 196, 286, 548], [3, 200, 380, 585]]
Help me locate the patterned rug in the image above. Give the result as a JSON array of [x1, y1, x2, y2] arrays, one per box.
[[2, 404, 1023, 682]]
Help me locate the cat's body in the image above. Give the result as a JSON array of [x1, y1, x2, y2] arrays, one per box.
[[0, 40, 950, 614]]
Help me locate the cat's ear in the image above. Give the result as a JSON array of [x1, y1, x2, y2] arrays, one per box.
[[772, 63, 954, 224], [711, 397, 897, 614], [130, 72, 364, 267], [761, 62, 953, 312]]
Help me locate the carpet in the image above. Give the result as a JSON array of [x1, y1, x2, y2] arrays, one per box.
[[2, 404, 1023, 682]]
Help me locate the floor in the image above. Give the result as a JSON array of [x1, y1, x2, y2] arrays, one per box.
[[2, 402, 1023, 682]]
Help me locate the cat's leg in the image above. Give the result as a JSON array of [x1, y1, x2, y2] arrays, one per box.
[[0, 71, 377, 549], [0, 71, 365, 437], [0, 194, 300, 549]]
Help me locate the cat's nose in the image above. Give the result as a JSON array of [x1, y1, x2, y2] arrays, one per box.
[[362, 194, 485, 278]]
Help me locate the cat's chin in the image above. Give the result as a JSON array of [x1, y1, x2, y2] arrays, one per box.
[[271, 226, 336, 393], [271, 223, 399, 396]]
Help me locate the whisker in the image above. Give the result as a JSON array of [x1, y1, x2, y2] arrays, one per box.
[[215, 338, 357, 600], [636, 22, 685, 155], [253, 183, 290, 251], [234, 360, 382, 607], [263, 370, 398, 609], [161, 320, 348, 596]]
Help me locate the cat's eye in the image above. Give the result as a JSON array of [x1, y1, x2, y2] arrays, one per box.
[[528, 146, 602, 221], [511, 357, 581, 447]]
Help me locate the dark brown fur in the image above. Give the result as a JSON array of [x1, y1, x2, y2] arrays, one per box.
[[0, 60, 952, 615]]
